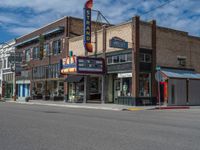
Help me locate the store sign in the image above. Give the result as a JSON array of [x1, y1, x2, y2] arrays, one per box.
[[118, 73, 132, 78], [109, 37, 128, 49], [84, 0, 93, 53], [77, 57, 105, 74], [60, 55, 77, 74]]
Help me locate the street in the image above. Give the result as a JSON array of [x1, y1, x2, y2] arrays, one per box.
[[0, 102, 200, 150]]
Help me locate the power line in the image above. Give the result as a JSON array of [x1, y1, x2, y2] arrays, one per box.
[[141, 0, 176, 16]]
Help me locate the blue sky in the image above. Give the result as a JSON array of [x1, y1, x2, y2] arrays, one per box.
[[0, 0, 200, 43]]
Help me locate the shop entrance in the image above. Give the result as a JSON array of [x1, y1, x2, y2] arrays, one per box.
[[114, 79, 121, 102], [5, 83, 13, 98]]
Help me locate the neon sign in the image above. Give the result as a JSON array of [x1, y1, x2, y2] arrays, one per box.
[[84, 0, 93, 53], [60, 55, 77, 74]]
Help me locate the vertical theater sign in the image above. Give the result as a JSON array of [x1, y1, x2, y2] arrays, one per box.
[[84, 0, 93, 53], [60, 0, 105, 75]]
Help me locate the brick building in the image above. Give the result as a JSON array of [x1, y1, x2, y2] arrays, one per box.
[[15, 15, 200, 105], [66, 16, 200, 105], [15, 16, 104, 101]]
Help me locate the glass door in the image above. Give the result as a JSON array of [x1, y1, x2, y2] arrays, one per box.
[[113, 79, 121, 101]]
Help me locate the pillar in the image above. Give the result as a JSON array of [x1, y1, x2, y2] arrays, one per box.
[[101, 25, 107, 103], [150, 20, 157, 98], [132, 16, 140, 98]]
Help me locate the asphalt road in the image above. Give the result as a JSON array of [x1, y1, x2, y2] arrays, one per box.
[[0, 102, 200, 150]]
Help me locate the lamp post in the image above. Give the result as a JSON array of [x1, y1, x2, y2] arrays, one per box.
[[0, 42, 16, 101]]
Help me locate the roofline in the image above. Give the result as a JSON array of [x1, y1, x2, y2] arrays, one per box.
[[16, 16, 68, 40]]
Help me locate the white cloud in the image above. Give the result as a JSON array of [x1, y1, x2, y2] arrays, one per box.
[[0, 0, 200, 37], [8, 27, 37, 35]]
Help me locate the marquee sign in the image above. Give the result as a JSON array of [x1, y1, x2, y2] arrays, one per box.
[[60, 56, 105, 75], [77, 56, 105, 74], [84, 0, 93, 53]]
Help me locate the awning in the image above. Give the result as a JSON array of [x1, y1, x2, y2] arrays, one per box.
[[64, 76, 84, 83], [43, 26, 64, 37], [15, 36, 40, 47], [161, 68, 200, 79]]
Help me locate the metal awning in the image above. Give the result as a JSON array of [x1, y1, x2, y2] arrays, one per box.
[[15, 36, 40, 47], [161, 68, 200, 79], [64, 76, 84, 83], [43, 26, 64, 37], [15, 27, 64, 48]]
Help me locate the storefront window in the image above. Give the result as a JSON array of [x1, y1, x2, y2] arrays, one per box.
[[114, 77, 132, 100], [121, 78, 131, 96], [139, 73, 151, 97]]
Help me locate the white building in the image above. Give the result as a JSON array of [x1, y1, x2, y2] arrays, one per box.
[[0, 40, 16, 99]]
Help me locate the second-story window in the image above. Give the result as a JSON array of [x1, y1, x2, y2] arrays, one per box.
[[140, 53, 152, 63], [0, 61, 2, 69], [7, 58, 10, 68], [52, 40, 61, 55], [3, 59, 6, 68], [32, 47, 39, 59], [44, 43, 50, 56], [25, 49, 31, 62]]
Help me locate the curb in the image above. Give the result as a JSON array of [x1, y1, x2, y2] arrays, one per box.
[[7, 101, 123, 111], [155, 106, 190, 110]]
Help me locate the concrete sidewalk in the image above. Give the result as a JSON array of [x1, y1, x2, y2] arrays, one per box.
[[6, 100, 156, 111]]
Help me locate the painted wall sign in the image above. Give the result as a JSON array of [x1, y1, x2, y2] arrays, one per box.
[[77, 56, 105, 74], [109, 37, 128, 49], [60, 55, 77, 74], [84, 0, 93, 53]]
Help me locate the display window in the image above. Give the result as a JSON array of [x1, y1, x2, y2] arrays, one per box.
[[114, 77, 132, 101], [139, 73, 151, 97]]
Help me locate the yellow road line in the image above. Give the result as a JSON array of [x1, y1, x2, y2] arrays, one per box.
[[127, 108, 145, 111]]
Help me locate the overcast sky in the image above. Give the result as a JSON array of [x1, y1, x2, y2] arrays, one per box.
[[0, 0, 200, 43]]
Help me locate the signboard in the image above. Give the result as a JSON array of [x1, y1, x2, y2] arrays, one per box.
[[84, 0, 93, 52], [77, 56, 105, 74], [60, 55, 77, 74], [109, 37, 128, 49], [118, 73, 132, 78], [60, 56, 105, 75]]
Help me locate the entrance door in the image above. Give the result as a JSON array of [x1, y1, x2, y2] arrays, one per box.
[[114, 79, 121, 102]]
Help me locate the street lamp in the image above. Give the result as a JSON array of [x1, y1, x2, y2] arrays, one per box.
[[0, 42, 17, 101]]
